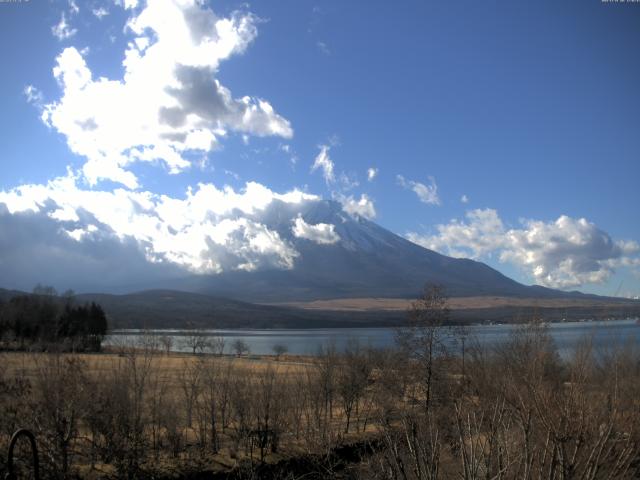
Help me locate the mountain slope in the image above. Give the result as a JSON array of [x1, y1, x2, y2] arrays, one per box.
[[173, 200, 590, 302], [74, 290, 403, 329]]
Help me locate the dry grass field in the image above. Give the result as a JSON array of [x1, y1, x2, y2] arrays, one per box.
[[1, 350, 314, 377], [0, 345, 382, 479]]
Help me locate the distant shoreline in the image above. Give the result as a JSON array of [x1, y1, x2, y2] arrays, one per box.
[[108, 316, 640, 334]]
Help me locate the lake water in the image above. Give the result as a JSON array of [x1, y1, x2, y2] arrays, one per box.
[[106, 318, 640, 357]]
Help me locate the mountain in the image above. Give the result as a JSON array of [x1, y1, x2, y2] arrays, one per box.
[[5, 200, 634, 329], [171, 200, 594, 303]]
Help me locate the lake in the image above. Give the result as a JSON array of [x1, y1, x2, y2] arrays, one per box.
[[106, 318, 640, 357]]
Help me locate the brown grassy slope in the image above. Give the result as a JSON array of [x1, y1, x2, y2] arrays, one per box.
[[269, 295, 640, 311]]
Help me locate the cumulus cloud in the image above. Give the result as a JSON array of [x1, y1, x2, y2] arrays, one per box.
[[198, 218, 299, 272], [336, 193, 376, 220], [461, 194, 469, 204], [408, 208, 506, 259], [0, 203, 183, 294], [397, 174, 441, 205], [367, 167, 378, 182], [292, 215, 340, 244], [0, 174, 321, 277], [501, 216, 640, 288], [311, 145, 335, 184], [407, 208, 640, 289], [40, 0, 292, 188]]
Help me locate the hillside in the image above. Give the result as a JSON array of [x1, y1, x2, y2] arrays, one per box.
[[74, 290, 403, 329]]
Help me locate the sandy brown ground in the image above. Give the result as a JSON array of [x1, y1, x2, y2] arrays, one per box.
[[268, 296, 636, 311], [0, 350, 315, 378]]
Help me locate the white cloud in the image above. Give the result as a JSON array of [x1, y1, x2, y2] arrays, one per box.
[[338, 172, 359, 190], [224, 169, 240, 180], [500, 216, 640, 289], [51, 13, 77, 41], [397, 174, 440, 205], [367, 167, 378, 182], [461, 194, 469, 204], [407, 209, 506, 259], [316, 41, 330, 55], [0, 174, 321, 275], [336, 193, 376, 220], [279, 144, 298, 167], [311, 144, 360, 190], [40, 0, 292, 188], [407, 208, 640, 289], [311, 145, 335, 184], [113, 0, 139, 9], [292, 216, 340, 244], [92, 7, 110, 19], [68, 0, 79, 15], [24, 85, 44, 107]]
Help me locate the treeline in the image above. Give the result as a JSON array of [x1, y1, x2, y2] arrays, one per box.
[[0, 285, 107, 352]]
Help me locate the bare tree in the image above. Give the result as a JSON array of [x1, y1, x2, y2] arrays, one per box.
[[182, 328, 210, 355], [452, 323, 470, 389], [137, 330, 160, 353], [336, 341, 371, 433], [31, 354, 86, 476], [218, 360, 235, 432], [232, 339, 250, 357], [196, 355, 227, 453], [396, 283, 450, 413], [272, 343, 288, 360], [158, 335, 173, 355], [151, 365, 168, 458], [81, 348, 154, 478], [250, 366, 288, 461], [207, 335, 225, 356], [178, 358, 202, 428], [229, 373, 252, 455], [314, 343, 338, 445]]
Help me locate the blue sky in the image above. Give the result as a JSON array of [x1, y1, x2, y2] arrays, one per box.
[[0, 0, 639, 297]]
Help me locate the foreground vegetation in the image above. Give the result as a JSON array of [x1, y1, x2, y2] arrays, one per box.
[[1, 287, 639, 479]]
